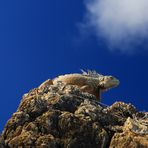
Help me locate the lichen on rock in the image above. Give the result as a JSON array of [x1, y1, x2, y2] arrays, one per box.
[[0, 81, 147, 148]]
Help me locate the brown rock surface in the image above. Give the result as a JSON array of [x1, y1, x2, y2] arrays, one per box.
[[0, 81, 148, 148]]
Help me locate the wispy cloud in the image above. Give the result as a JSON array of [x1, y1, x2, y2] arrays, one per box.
[[82, 0, 148, 54]]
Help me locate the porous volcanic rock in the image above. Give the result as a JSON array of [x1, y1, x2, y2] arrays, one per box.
[[0, 81, 148, 148]]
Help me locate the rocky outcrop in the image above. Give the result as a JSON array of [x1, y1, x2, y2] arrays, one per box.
[[0, 81, 148, 148]]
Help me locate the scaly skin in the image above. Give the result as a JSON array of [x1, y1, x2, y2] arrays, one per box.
[[52, 71, 120, 101]]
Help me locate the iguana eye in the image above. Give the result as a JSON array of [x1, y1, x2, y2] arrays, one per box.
[[109, 76, 114, 80]]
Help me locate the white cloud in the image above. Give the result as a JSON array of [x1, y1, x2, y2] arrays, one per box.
[[83, 0, 148, 54]]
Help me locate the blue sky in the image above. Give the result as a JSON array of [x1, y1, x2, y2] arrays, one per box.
[[0, 0, 148, 132]]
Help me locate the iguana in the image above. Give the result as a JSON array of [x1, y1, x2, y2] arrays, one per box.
[[39, 70, 120, 101]]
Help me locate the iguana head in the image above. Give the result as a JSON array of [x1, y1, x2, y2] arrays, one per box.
[[81, 69, 120, 90], [98, 75, 120, 90]]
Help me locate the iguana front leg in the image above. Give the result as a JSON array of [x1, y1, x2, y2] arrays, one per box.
[[80, 85, 101, 101]]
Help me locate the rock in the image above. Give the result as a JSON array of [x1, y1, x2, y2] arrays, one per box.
[[0, 81, 147, 148], [110, 113, 148, 148], [0, 135, 5, 148], [38, 79, 53, 89]]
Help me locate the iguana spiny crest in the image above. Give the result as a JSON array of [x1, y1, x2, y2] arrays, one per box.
[[80, 69, 119, 90]]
